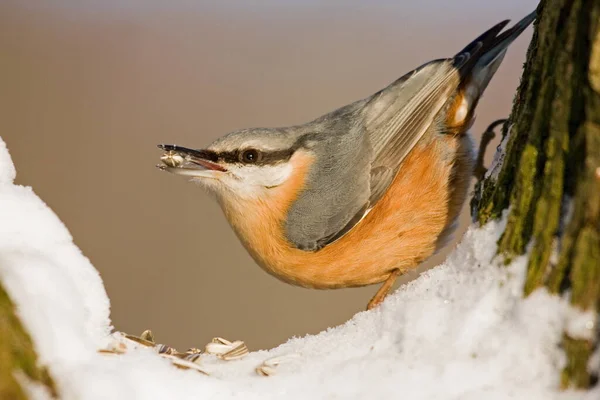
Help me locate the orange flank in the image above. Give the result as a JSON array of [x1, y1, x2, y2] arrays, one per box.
[[220, 133, 473, 289]]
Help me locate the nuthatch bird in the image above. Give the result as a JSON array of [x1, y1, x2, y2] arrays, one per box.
[[158, 11, 535, 310]]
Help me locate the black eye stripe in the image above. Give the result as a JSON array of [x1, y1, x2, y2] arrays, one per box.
[[192, 149, 220, 162], [210, 149, 296, 165], [203, 135, 311, 165]]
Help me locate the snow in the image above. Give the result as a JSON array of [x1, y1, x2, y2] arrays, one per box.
[[590, 347, 600, 380], [0, 139, 16, 184], [565, 308, 598, 341], [484, 123, 511, 182], [0, 135, 597, 400]]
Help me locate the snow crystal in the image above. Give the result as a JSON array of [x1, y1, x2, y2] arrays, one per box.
[[0, 136, 597, 400], [565, 308, 598, 341], [0, 138, 16, 184]]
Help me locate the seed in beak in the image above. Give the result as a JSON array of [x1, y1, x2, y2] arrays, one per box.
[[161, 151, 185, 168]]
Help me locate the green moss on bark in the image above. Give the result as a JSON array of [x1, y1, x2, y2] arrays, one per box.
[[561, 334, 595, 389], [0, 284, 57, 399], [473, 0, 600, 389]]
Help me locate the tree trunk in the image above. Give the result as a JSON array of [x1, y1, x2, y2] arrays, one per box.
[[0, 283, 56, 399], [472, 0, 600, 389]]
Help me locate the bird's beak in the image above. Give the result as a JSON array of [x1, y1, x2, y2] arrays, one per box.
[[156, 144, 226, 179]]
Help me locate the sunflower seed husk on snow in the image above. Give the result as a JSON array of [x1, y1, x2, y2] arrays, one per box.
[[97, 341, 127, 355], [205, 337, 248, 360], [140, 330, 155, 343], [161, 355, 209, 375], [124, 333, 155, 347], [157, 344, 178, 355], [255, 353, 301, 377]]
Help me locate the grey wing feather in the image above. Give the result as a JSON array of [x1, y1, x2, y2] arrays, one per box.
[[364, 57, 468, 205], [365, 12, 535, 206], [285, 13, 535, 251], [284, 117, 373, 252], [369, 165, 394, 205]]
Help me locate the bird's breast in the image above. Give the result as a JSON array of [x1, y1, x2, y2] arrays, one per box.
[[219, 138, 470, 289]]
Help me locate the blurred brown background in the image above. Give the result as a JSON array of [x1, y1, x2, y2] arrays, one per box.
[[0, 0, 536, 351]]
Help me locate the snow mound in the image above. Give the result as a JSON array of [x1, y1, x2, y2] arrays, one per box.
[[0, 136, 597, 400]]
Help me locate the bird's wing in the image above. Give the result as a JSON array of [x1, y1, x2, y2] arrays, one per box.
[[364, 13, 534, 206], [287, 13, 536, 251], [363, 58, 464, 205], [288, 59, 465, 251]]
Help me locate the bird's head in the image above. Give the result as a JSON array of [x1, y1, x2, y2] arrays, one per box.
[[158, 127, 314, 201]]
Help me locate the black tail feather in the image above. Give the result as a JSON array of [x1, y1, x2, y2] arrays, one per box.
[[455, 10, 536, 75]]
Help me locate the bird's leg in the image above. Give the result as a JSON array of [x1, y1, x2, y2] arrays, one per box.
[[366, 269, 401, 310], [473, 118, 507, 180]]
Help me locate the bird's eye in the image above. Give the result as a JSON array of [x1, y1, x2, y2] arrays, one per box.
[[240, 149, 261, 163]]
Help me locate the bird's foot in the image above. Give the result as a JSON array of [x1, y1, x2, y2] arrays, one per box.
[[366, 269, 401, 310], [473, 118, 507, 181]]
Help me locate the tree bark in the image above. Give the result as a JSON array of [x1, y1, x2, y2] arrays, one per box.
[[472, 0, 600, 389], [0, 283, 56, 399]]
